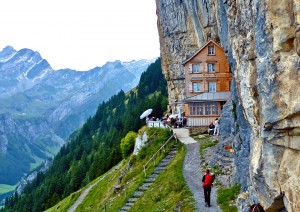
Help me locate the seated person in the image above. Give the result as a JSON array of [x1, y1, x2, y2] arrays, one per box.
[[208, 122, 215, 135]]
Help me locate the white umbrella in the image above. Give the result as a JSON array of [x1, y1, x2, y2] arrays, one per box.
[[140, 109, 153, 119], [169, 114, 178, 118]]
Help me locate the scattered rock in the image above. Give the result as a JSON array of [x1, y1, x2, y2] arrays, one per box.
[[114, 185, 121, 193]]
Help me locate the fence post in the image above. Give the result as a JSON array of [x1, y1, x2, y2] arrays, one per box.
[[124, 183, 127, 199]]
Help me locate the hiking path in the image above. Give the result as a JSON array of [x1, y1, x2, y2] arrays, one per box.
[[173, 128, 221, 212]]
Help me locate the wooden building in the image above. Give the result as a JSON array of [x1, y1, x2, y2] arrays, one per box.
[[182, 40, 232, 126]]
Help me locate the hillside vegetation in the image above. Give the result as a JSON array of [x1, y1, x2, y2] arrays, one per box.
[[47, 128, 194, 211], [2, 58, 168, 211]]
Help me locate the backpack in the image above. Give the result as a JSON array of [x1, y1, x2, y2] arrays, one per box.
[[202, 174, 213, 187]]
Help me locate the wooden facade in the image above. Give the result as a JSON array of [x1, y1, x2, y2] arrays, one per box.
[[183, 40, 232, 127]]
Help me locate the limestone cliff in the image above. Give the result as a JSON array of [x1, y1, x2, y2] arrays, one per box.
[[155, 0, 300, 211]]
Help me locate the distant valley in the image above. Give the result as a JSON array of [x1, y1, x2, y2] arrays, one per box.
[[0, 45, 155, 201]]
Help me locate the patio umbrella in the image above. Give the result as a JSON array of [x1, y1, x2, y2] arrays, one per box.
[[140, 109, 153, 119], [169, 114, 179, 118]]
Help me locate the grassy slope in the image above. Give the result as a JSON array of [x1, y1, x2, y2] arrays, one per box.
[[47, 136, 194, 212], [130, 143, 194, 212], [0, 185, 17, 195]]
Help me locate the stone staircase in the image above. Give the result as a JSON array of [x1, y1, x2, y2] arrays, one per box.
[[119, 147, 177, 211]]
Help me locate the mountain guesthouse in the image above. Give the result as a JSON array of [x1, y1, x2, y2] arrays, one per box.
[[182, 40, 232, 127]]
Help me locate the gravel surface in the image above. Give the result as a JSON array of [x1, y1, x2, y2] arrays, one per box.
[[174, 129, 221, 212]]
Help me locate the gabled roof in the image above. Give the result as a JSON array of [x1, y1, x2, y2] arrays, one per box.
[[185, 91, 231, 102], [182, 40, 223, 66]]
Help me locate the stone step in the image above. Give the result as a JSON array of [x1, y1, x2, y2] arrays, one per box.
[[169, 150, 177, 154], [133, 191, 144, 197], [161, 158, 172, 163], [139, 182, 153, 190], [120, 205, 131, 211], [139, 186, 149, 191], [145, 177, 157, 182], [128, 198, 138, 203], [153, 169, 164, 174], [149, 173, 159, 178], [159, 161, 171, 166], [168, 150, 176, 154], [164, 155, 174, 160], [119, 149, 178, 211], [154, 166, 166, 171], [167, 152, 176, 157], [125, 202, 135, 206]]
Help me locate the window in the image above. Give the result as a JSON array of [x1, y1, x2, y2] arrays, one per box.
[[208, 46, 215, 55], [208, 82, 216, 92], [208, 63, 215, 72], [189, 102, 203, 115], [193, 82, 201, 92], [205, 102, 219, 115], [192, 64, 200, 73]]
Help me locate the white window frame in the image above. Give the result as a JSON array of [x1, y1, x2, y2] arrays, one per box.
[[208, 82, 217, 92], [193, 82, 201, 92], [192, 64, 200, 73], [208, 63, 215, 73], [189, 102, 204, 116], [208, 46, 215, 55], [205, 102, 219, 115]]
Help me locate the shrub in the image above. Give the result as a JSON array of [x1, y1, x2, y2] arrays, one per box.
[[120, 131, 138, 158], [217, 184, 241, 212]]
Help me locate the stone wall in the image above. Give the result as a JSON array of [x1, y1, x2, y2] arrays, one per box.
[[155, 0, 300, 211]]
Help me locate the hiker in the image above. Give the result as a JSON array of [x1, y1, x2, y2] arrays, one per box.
[[213, 118, 219, 136], [202, 169, 214, 207], [183, 117, 187, 127], [208, 122, 215, 135], [249, 203, 265, 212]]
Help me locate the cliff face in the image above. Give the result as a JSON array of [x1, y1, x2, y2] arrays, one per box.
[[155, 0, 300, 211]]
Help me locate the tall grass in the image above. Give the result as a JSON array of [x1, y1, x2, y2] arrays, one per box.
[[217, 184, 241, 212]]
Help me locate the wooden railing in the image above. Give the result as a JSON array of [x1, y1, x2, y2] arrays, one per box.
[[143, 133, 177, 177]]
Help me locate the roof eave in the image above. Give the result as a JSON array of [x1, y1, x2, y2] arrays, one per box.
[[182, 40, 223, 66]]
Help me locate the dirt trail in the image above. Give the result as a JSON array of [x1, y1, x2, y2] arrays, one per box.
[[67, 166, 115, 212], [174, 129, 221, 212]]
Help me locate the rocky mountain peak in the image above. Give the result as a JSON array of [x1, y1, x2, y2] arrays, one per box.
[[0, 46, 17, 63], [0, 47, 156, 203]]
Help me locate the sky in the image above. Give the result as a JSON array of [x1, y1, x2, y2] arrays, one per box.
[[0, 0, 160, 70]]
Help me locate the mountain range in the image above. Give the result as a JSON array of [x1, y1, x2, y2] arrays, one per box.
[[0, 45, 155, 201]]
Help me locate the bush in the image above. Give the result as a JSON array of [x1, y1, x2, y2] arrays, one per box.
[[217, 184, 241, 212], [120, 131, 138, 158]]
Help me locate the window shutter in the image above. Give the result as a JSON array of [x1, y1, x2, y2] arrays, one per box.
[[203, 64, 207, 72], [188, 84, 193, 92], [217, 81, 221, 92], [189, 64, 192, 73], [201, 82, 205, 92], [215, 62, 220, 72]]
